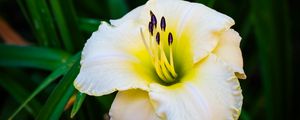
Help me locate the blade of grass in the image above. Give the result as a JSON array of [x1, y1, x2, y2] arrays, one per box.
[[240, 11, 253, 49], [240, 110, 251, 120], [16, 0, 32, 28], [79, 18, 101, 33], [251, 0, 292, 119], [8, 53, 80, 120], [196, 0, 217, 7], [107, 0, 129, 19], [23, 0, 60, 47], [0, 73, 41, 117], [49, 0, 83, 52], [36, 55, 80, 120], [0, 44, 70, 70], [96, 94, 115, 112], [70, 92, 86, 118], [0, 98, 31, 120], [275, 1, 293, 117], [251, 3, 279, 119]]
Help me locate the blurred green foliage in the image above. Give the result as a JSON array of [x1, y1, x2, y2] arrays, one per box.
[[0, 0, 297, 119]]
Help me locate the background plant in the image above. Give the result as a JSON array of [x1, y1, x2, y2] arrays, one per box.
[[0, 0, 297, 119]]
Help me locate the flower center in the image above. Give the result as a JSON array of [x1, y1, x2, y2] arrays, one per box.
[[140, 11, 178, 84]]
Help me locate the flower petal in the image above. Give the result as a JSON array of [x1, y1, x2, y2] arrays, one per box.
[[74, 21, 157, 96], [149, 54, 243, 120], [109, 89, 160, 120], [140, 0, 234, 63], [149, 83, 211, 120], [213, 29, 246, 79]]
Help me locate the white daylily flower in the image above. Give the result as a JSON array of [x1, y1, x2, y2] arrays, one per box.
[[74, 0, 246, 120]]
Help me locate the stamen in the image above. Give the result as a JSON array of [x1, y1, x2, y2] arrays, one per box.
[[160, 45, 177, 78], [141, 13, 178, 84], [168, 32, 173, 46], [156, 32, 160, 45], [154, 61, 167, 81], [159, 41, 176, 82], [150, 11, 154, 17], [169, 44, 175, 73], [150, 11, 157, 28], [148, 22, 154, 36], [160, 16, 166, 31], [160, 61, 174, 82], [140, 28, 153, 57]]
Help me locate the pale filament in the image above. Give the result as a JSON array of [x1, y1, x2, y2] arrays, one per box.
[[140, 11, 177, 83]]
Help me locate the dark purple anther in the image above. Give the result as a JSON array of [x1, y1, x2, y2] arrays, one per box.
[[156, 32, 160, 45], [160, 16, 166, 31], [150, 10, 154, 16], [150, 11, 157, 28], [168, 32, 173, 46], [148, 22, 154, 35]]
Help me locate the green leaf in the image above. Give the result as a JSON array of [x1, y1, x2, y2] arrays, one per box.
[[240, 12, 253, 49], [8, 53, 80, 120], [96, 94, 115, 112], [22, 0, 60, 47], [16, 0, 32, 27], [70, 92, 86, 118], [79, 18, 101, 33], [251, 0, 293, 119], [240, 110, 251, 120], [0, 73, 41, 117], [36, 55, 80, 120], [107, 0, 129, 19], [1, 98, 32, 120], [49, 0, 84, 52], [0, 44, 70, 70], [196, 0, 216, 7]]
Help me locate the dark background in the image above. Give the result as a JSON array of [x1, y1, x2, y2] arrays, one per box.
[[0, 0, 298, 119]]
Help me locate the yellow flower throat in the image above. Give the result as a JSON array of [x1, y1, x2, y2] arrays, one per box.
[[140, 11, 178, 83]]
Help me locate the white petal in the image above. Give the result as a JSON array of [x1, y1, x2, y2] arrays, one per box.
[[213, 29, 246, 79], [109, 89, 160, 120], [110, 5, 144, 26], [149, 54, 243, 120], [140, 0, 234, 63], [74, 21, 156, 96], [149, 83, 211, 120]]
